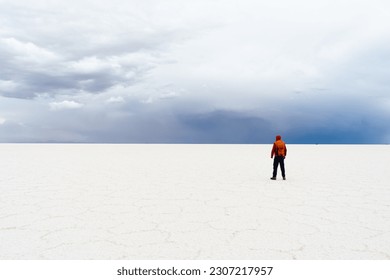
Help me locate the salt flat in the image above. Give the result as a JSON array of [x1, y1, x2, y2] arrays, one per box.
[[0, 144, 389, 259]]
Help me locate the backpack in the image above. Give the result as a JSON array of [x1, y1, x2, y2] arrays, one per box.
[[275, 140, 285, 157]]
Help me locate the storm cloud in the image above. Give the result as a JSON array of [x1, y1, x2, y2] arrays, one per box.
[[1, 0, 389, 143]]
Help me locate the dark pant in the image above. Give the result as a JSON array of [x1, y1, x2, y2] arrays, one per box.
[[273, 156, 285, 178]]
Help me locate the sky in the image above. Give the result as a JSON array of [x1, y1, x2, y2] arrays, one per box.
[[0, 0, 389, 144]]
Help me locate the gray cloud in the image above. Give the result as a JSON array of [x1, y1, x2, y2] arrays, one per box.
[[0, 35, 164, 98], [1, 0, 389, 143], [177, 110, 273, 144], [0, 0, 193, 99]]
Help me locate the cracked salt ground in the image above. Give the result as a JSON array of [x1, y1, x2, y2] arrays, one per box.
[[0, 144, 389, 259]]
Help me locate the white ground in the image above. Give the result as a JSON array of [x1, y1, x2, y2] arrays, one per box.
[[0, 144, 389, 259]]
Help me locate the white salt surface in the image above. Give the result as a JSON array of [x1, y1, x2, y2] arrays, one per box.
[[0, 144, 389, 259]]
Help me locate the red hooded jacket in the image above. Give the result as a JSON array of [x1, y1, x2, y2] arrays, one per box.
[[271, 135, 287, 158]]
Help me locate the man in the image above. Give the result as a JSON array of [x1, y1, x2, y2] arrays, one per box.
[[270, 135, 287, 180]]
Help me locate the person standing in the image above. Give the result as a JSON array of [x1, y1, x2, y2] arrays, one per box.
[[270, 135, 287, 180]]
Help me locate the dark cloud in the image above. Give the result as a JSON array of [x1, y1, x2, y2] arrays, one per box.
[[177, 110, 274, 144], [1, 95, 388, 143], [0, 0, 389, 143], [0, 2, 187, 99], [0, 39, 157, 98]]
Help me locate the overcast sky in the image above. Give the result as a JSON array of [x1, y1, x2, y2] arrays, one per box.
[[1, 0, 389, 143]]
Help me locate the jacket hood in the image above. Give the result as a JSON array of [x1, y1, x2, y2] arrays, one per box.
[[276, 135, 282, 141]]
